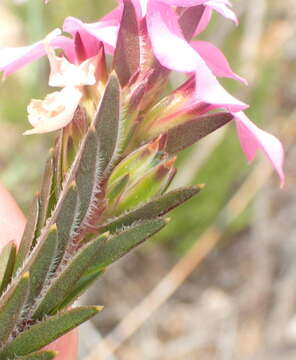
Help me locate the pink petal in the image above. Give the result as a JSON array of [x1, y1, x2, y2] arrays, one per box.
[[206, 0, 238, 24], [234, 112, 285, 186], [194, 65, 247, 112], [191, 40, 247, 84], [52, 36, 77, 64], [157, 0, 238, 25], [0, 31, 73, 77], [159, 0, 208, 6], [193, 6, 213, 36], [146, 0, 247, 111], [63, 12, 121, 55], [0, 42, 45, 77], [147, 0, 201, 72]]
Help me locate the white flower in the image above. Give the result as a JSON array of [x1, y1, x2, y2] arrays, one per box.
[[24, 86, 82, 135]]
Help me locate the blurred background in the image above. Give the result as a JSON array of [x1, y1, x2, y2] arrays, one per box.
[[0, 0, 296, 359]]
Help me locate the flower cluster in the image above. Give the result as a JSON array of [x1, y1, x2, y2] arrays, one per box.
[[0, 0, 284, 184]]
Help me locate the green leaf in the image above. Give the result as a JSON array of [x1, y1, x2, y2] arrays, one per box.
[[38, 153, 55, 230], [52, 131, 63, 195], [100, 186, 201, 233], [33, 233, 108, 318], [86, 218, 167, 274], [0, 241, 16, 296], [107, 174, 129, 207], [75, 128, 100, 224], [26, 225, 58, 305], [165, 112, 233, 154], [108, 136, 164, 186], [94, 73, 121, 171], [0, 272, 30, 346], [55, 183, 79, 263], [0, 306, 102, 358], [14, 196, 40, 273], [16, 350, 57, 360], [56, 269, 104, 311], [114, 157, 176, 215], [113, 0, 140, 86]]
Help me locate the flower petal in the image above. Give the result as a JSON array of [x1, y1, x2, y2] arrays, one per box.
[[234, 112, 285, 186], [0, 29, 63, 77], [63, 12, 121, 55], [159, 0, 208, 6], [46, 46, 97, 88], [24, 87, 82, 135], [205, 0, 238, 24], [146, 0, 247, 111], [0, 43, 45, 77], [179, 5, 212, 38], [191, 40, 247, 84], [157, 0, 237, 24], [52, 36, 77, 64]]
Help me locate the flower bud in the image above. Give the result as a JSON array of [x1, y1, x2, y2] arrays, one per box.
[[111, 155, 176, 215]]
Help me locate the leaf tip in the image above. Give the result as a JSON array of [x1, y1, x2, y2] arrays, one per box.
[[109, 70, 121, 85], [49, 224, 58, 232], [198, 184, 206, 190], [22, 271, 30, 280], [69, 181, 77, 191]]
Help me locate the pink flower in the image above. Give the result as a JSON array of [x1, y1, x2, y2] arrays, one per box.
[[0, 29, 61, 77], [234, 112, 285, 187], [190, 40, 247, 84], [146, 0, 246, 111], [62, 12, 122, 56], [45, 38, 97, 88], [20, 31, 98, 135], [0, 0, 284, 183]]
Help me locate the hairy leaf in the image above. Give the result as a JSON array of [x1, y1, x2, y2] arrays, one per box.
[[0, 306, 102, 358], [114, 158, 176, 214], [108, 174, 129, 207], [100, 186, 201, 233], [55, 183, 79, 263], [0, 241, 16, 296], [14, 196, 40, 273], [94, 73, 121, 170], [0, 272, 30, 346], [113, 0, 140, 86], [38, 153, 55, 230], [27, 226, 58, 305], [16, 350, 57, 360], [56, 269, 104, 311], [165, 112, 233, 154], [33, 233, 108, 318], [75, 128, 100, 224], [86, 218, 167, 275]]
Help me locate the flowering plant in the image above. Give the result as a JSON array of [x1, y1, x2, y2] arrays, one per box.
[[0, 0, 284, 359]]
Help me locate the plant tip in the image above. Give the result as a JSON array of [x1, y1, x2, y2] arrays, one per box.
[[95, 305, 104, 312], [23, 271, 30, 279]]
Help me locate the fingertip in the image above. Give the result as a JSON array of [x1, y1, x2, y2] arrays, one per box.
[[0, 183, 26, 249]]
